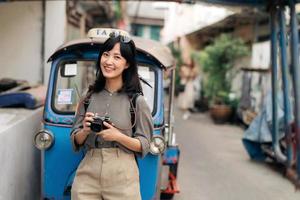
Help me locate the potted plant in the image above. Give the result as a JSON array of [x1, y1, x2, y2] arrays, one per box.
[[197, 34, 249, 123]]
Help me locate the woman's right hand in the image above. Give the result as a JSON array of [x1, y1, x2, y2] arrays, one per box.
[[74, 112, 95, 145], [82, 112, 95, 133]]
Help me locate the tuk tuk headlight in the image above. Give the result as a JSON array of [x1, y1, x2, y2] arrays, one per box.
[[34, 130, 54, 150], [150, 135, 166, 155]]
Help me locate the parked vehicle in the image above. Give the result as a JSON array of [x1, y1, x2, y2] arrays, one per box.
[[34, 28, 180, 199]]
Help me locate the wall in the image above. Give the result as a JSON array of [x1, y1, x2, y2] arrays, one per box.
[[0, 1, 67, 85], [162, 3, 233, 44], [0, 2, 67, 199], [126, 1, 165, 21], [0, 108, 43, 200], [179, 36, 194, 64], [0, 2, 42, 84], [44, 1, 67, 85], [66, 23, 81, 42], [234, 24, 254, 43]]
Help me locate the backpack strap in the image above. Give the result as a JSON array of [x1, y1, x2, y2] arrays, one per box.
[[130, 93, 141, 133], [83, 89, 93, 112]]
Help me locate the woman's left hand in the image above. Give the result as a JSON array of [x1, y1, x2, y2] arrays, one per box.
[[96, 121, 122, 142]]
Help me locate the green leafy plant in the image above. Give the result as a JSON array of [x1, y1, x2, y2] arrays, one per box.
[[197, 34, 249, 106]]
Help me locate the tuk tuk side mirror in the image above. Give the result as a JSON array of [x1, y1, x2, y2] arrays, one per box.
[[60, 63, 77, 77]]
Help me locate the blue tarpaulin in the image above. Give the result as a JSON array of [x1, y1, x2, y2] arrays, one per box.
[[242, 91, 293, 160], [0, 86, 46, 109]]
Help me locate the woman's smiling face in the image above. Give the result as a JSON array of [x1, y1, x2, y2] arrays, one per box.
[[100, 43, 128, 81]]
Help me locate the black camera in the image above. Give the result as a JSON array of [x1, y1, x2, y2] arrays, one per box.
[[90, 115, 111, 132]]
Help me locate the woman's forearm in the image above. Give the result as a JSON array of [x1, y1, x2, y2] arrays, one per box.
[[74, 129, 89, 145], [116, 134, 142, 152]]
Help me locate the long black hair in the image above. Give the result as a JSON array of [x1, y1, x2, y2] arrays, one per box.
[[88, 36, 142, 98]]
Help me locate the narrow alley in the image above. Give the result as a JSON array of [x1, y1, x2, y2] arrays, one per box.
[[173, 109, 300, 200], [2, 1, 300, 199]]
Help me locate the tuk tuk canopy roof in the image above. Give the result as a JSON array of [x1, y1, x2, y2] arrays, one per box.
[[48, 37, 174, 70]]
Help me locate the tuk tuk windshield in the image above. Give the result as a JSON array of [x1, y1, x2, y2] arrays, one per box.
[[53, 60, 155, 114]]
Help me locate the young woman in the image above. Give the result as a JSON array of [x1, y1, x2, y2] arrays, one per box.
[[70, 33, 153, 200]]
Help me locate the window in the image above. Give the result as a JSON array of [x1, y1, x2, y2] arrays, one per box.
[[138, 65, 155, 111], [54, 60, 96, 113], [150, 26, 161, 41]]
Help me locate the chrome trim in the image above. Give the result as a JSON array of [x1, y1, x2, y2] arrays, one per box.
[[34, 129, 54, 150], [150, 135, 166, 155]]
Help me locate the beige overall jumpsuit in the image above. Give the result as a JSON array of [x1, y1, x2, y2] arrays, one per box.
[[70, 90, 153, 200]]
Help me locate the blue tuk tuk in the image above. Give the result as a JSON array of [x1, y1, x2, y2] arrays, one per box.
[[34, 28, 180, 199]]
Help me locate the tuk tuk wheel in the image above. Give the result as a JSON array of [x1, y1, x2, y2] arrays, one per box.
[[160, 193, 174, 200]]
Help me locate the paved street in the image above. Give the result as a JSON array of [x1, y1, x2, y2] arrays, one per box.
[[172, 109, 300, 200]]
